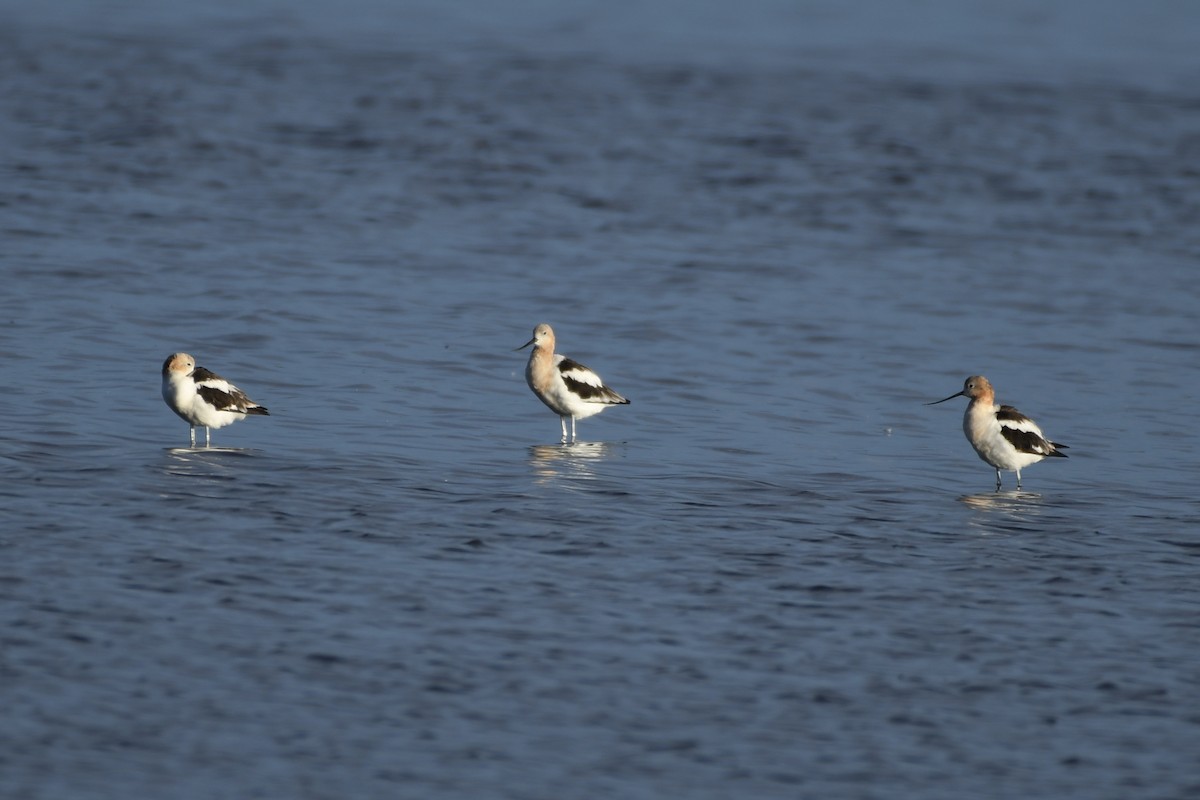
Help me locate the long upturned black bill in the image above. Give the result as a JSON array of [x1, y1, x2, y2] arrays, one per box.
[[926, 390, 965, 405]]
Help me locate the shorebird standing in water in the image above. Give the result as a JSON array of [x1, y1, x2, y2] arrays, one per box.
[[517, 323, 629, 443], [162, 352, 270, 447], [928, 375, 1067, 490]]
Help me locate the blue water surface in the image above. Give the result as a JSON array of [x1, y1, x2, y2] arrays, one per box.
[[1, 1, 1199, 798]]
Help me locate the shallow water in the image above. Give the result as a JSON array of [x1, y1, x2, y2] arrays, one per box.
[[2, 1, 1199, 798]]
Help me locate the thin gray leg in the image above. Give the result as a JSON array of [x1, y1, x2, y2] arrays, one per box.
[[189, 426, 196, 447], [994, 468, 1002, 491], [204, 427, 211, 447], [1015, 469, 1022, 490], [570, 416, 577, 443], [559, 416, 568, 443]]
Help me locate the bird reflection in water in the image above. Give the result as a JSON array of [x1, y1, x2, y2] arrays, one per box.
[[528, 441, 617, 484], [163, 446, 257, 481], [959, 490, 1047, 533]]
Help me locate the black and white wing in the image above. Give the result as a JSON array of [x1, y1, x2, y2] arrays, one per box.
[[997, 405, 1066, 457], [555, 356, 629, 405], [193, 367, 270, 416]]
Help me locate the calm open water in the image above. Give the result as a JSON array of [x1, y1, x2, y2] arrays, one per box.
[[2, 1, 1199, 798]]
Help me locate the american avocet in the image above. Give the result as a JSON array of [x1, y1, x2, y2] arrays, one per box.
[[928, 375, 1067, 490], [161, 353, 270, 447], [517, 323, 629, 442]]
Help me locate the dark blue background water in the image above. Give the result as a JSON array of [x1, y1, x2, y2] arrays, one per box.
[[2, 1, 1199, 797]]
